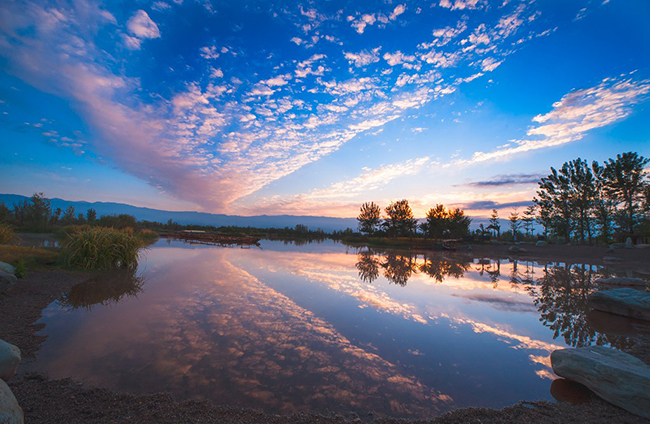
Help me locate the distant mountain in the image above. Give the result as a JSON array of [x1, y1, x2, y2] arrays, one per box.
[[0, 194, 358, 232]]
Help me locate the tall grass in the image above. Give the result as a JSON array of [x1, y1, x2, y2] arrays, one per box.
[[61, 227, 144, 270], [0, 224, 20, 245]]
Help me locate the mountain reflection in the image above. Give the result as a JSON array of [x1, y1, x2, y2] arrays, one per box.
[[58, 269, 145, 310], [356, 250, 471, 286]]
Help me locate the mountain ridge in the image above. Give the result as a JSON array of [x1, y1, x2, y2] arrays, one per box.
[[0, 194, 358, 232]]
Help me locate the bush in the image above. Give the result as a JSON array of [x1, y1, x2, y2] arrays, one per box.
[[0, 224, 20, 245], [137, 229, 159, 245], [61, 227, 144, 270]]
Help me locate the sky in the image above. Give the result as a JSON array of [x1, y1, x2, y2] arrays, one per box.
[[0, 0, 649, 219]]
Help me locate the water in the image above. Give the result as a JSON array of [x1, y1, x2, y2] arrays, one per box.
[[29, 239, 646, 418]]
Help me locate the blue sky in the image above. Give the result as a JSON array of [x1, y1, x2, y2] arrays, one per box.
[[0, 0, 649, 218]]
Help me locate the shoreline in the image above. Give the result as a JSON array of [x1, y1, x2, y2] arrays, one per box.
[[2, 262, 649, 423]]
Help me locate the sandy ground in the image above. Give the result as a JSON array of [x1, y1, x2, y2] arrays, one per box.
[[2, 258, 650, 423]]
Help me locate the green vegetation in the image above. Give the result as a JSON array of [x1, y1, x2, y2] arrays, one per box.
[[0, 245, 59, 268], [0, 224, 19, 245], [58, 268, 145, 310], [60, 227, 144, 270]]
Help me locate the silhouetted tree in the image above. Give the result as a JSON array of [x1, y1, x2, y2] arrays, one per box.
[[61, 205, 77, 226], [383, 200, 417, 238], [86, 208, 97, 223], [509, 209, 520, 242], [601, 152, 649, 239], [522, 205, 535, 238], [487, 209, 500, 239], [357, 202, 382, 235]]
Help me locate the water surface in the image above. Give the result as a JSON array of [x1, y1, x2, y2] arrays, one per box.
[[30, 239, 644, 418]]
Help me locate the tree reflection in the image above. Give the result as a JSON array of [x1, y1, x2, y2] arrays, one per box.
[[356, 251, 380, 283], [527, 264, 633, 350], [355, 251, 471, 286], [419, 255, 470, 283], [381, 253, 418, 286], [59, 268, 145, 310]]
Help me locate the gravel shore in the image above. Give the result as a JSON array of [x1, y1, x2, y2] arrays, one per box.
[[2, 263, 649, 423]]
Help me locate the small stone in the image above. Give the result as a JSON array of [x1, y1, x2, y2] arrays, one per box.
[[0, 262, 14, 275], [535, 240, 548, 247], [0, 271, 17, 293], [508, 246, 528, 254], [0, 379, 23, 424], [551, 346, 650, 418], [0, 340, 20, 382]]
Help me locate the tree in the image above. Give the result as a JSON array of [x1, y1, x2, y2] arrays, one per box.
[[86, 208, 97, 223], [61, 205, 77, 226], [566, 159, 597, 243], [447, 208, 471, 238], [509, 209, 520, 242], [425, 204, 448, 239], [357, 202, 382, 235], [601, 152, 649, 239], [522, 205, 535, 238], [26, 193, 52, 231], [535, 165, 573, 243], [384, 200, 417, 238], [0, 203, 11, 224], [592, 161, 616, 244], [487, 209, 500, 239]]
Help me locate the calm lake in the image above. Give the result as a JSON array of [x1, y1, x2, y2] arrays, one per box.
[[28, 239, 643, 418]]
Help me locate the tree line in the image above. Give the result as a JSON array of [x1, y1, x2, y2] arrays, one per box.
[[357, 199, 471, 239], [533, 152, 650, 244]]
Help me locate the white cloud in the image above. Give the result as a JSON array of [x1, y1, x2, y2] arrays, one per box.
[[389, 5, 406, 20], [438, 0, 483, 11], [460, 75, 650, 164], [200, 45, 220, 59], [126, 10, 160, 39], [344, 48, 381, 67], [383, 51, 416, 66]]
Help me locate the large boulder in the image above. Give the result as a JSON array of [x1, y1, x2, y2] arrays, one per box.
[[0, 271, 17, 293], [551, 346, 650, 418], [588, 288, 650, 321], [594, 277, 648, 287], [0, 340, 20, 382], [0, 379, 23, 424], [0, 262, 14, 275]]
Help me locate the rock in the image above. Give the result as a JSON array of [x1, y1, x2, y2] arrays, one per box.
[[535, 240, 547, 246], [0, 379, 23, 424], [625, 237, 634, 248], [588, 288, 650, 321], [0, 262, 14, 275], [594, 277, 648, 287], [0, 340, 20, 382], [609, 243, 625, 249], [603, 256, 622, 263], [0, 271, 17, 293], [637, 244, 650, 250], [551, 346, 650, 418], [508, 246, 528, 254]]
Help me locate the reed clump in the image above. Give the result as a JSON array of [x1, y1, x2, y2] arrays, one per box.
[[0, 224, 20, 245], [61, 227, 144, 270]]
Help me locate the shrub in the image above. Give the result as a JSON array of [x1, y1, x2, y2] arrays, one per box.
[[137, 229, 159, 245], [0, 224, 20, 245], [61, 227, 144, 270]]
